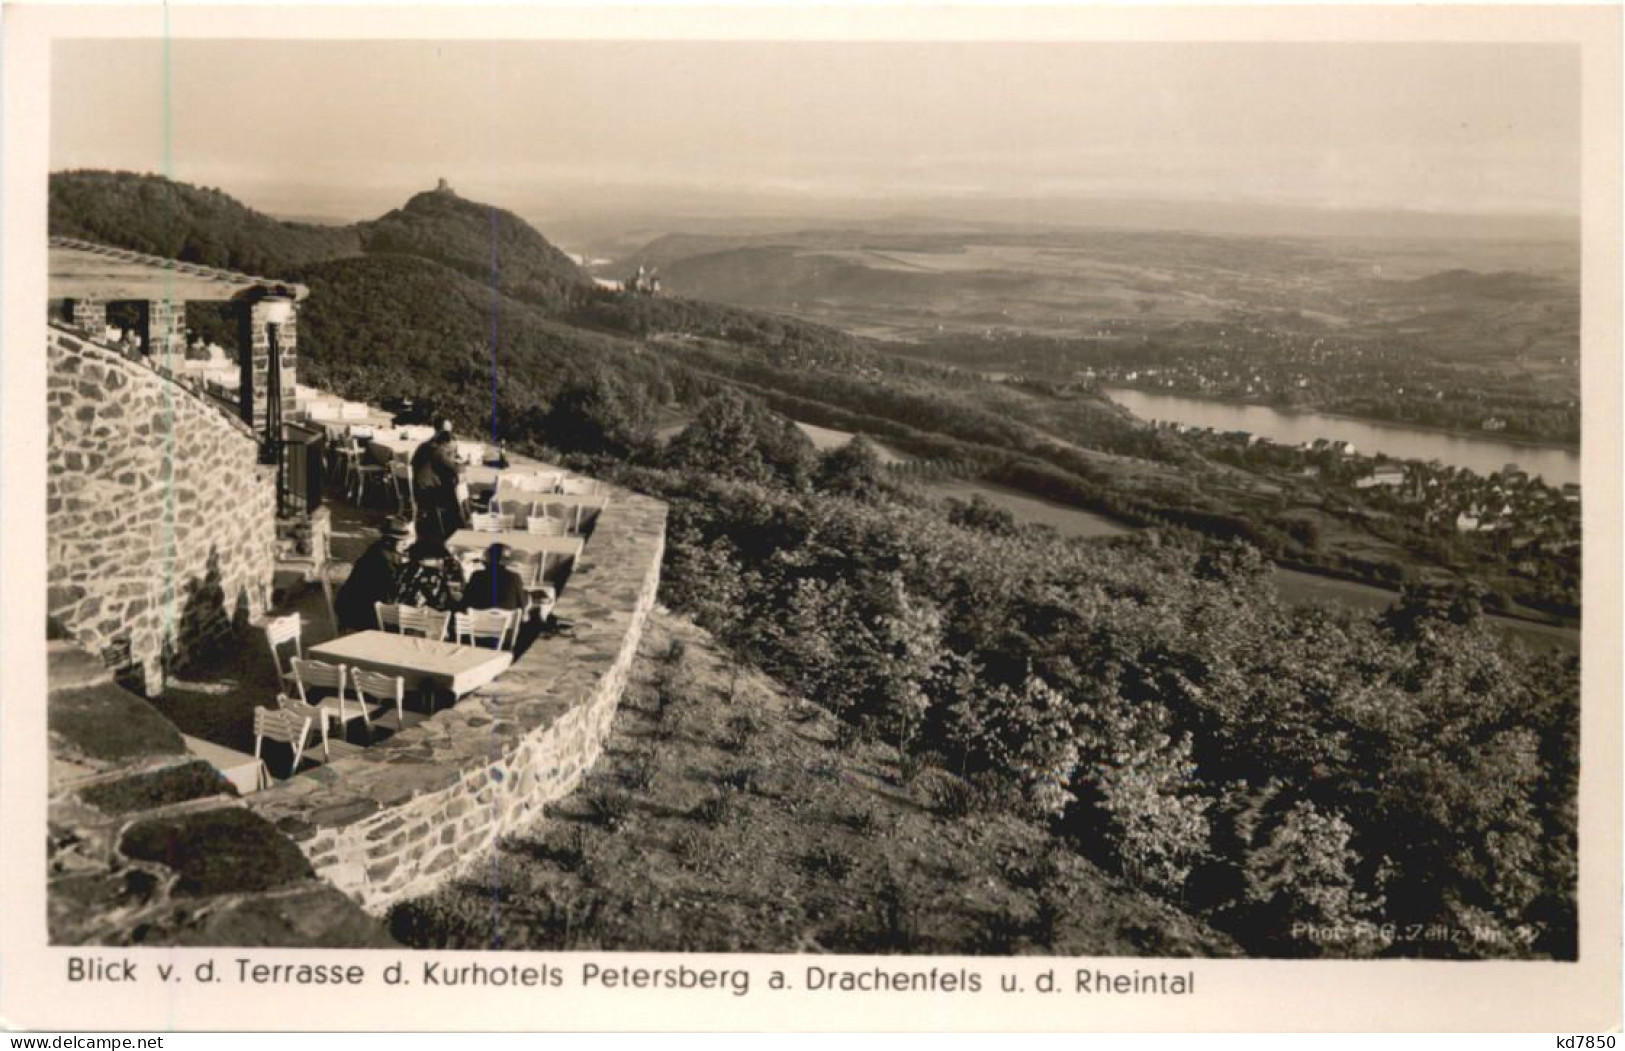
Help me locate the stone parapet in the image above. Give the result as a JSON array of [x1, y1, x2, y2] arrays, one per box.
[[247, 486, 667, 913]]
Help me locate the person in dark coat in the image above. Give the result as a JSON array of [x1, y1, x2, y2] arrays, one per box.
[[412, 419, 465, 536], [461, 543, 528, 612], [334, 517, 414, 632], [394, 519, 465, 611]]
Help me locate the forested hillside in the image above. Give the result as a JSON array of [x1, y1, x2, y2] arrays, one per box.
[[49, 170, 362, 273], [47, 170, 1581, 959], [358, 188, 588, 313]]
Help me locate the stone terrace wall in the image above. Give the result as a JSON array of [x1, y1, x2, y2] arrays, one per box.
[[47, 326, 279, 694], [47, 642, 392, 947], [247, 487, 667, 913]]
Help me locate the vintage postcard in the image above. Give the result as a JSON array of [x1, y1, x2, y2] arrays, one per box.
[[1, 2, 1620, 1033]]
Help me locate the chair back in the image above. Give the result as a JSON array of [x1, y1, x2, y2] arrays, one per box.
[[256, 703, 311, 745], [470, 512, 513, 532], [526, 514, 567, 536], [496, 499, 534, 522], [455, 608, 517, 650], [264, 614, 302, 678], [351, 667, 406, 723], [375, 601, 404, 633], [254, 703, 313, 780], [277, 692, 329, 760], [400, 606, 450, 640], [291, 657, 347, 704]]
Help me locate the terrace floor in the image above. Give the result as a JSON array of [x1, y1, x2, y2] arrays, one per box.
[[148, 458, 576, 783]]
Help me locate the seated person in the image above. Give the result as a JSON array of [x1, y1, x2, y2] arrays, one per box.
[[395, 520, 465, 610], [333, 517, 413, 632], [461, 542, 527, 612]]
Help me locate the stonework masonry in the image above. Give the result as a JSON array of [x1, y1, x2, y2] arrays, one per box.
[[47, 324, 279, 694], [247, 486, 668, 914], [237, 301, 297, 434]]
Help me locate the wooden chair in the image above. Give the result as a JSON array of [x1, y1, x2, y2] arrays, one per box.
[[351, 667, 407, 726], [374, 601, 404, 633], [522, 554, 557, 623], [496, 498, 533, 524], [350, 449, 390, 507], [277, 692, 331, 761], [291, 657, 371, 744], [470, 511, 513, 532], [264, 614, 303, 689], [389, 461, 416, 516], [329, 437, 365, 488], [455, 609, 518, 650], [526, 514, 568, 537], [254, 703, 314, 785], [539, 501, 583, 534], [399, 606, 450, 641]]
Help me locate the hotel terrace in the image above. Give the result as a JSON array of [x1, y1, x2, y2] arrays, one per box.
[[45, 239, 667, 945]]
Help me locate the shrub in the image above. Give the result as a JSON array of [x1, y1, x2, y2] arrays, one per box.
[[582, 784, 634, 832], [621, 749, 659, 793], [720, 713, 761, 753], [691, 788, 735, 828], [838, 804, 881, 837], [799, 846, 856, 881], [720, 765, 758, 794], [914, 768, 979, 818]]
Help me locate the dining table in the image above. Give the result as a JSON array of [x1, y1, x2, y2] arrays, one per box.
[[300, 408, 396, 440], [446, 530, 585, 583], [488, 492, 607, 532], [309, 629, 513, 699], [364, 432, 427, 463]]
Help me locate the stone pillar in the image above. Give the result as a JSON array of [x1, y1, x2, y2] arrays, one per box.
[[237, 300, 298, 432], [278, 312, 299, 401], [146, 298, 187, 370], [65, 298, 107, 338]]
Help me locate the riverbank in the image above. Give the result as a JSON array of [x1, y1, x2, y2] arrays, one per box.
[[1102, 386, 1579, 485], [1103, 385, 1580, 456]]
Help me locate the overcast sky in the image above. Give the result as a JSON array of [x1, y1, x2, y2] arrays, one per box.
[[52, 40, 1580, 226]]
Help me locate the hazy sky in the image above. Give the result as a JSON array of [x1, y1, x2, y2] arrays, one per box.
[[52, 40, 1580, 225]]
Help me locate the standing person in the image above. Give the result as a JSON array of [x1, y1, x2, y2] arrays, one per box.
[[333, 517, 414, 632], [461, 543, 528, 612], [412, 418, 465, 537], [394, 519, 466, 611]]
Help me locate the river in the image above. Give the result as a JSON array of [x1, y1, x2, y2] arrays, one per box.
[[1104, 387, 1579, 487]]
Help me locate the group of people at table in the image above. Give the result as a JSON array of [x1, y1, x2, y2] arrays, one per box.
[[332, 419, 541, 635]]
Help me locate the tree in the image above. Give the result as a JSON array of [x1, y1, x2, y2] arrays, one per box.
[[814, 435, 891, 501], [541, 370, 652, 458], [1069, 691, 1211, 897], [664, 390, 815, 488]]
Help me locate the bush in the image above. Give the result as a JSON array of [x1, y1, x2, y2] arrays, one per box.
[[691, 788, 735, 828], [799, 846, 856, 881], [914, 768, 979, 818], [582, 784, 634, 832]]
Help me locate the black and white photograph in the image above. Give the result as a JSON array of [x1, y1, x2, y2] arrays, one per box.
[[3, 2, 1621, 1034]]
